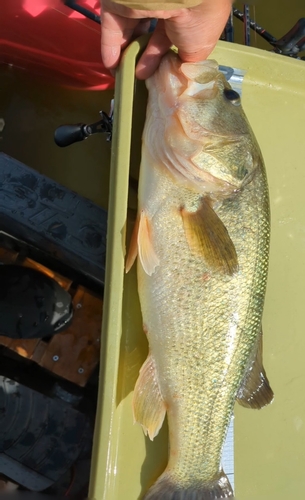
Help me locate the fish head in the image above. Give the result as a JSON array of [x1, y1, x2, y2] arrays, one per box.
[[145, 51, 261, 196]]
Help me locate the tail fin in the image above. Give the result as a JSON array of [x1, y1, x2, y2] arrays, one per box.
[[143, 471, 234, 499]]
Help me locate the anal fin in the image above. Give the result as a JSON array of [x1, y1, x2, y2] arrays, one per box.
[[133, 352, 166, 440], [181, 197, 238, 276], [237, 327, 274, 409]]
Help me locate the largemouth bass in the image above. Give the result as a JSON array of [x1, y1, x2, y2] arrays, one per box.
[[126, 51, 273, 500]]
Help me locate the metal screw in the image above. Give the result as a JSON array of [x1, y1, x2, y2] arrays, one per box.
[[76, 303, 82, 309], [78, 367, 84, 374], [53, 355, 59, 362]]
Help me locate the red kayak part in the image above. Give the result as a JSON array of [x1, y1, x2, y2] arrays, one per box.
[[0, 0, 115, 90]]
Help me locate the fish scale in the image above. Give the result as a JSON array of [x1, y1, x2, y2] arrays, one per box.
[[128, 51, 273, 500], [139, 175, 266, 481]]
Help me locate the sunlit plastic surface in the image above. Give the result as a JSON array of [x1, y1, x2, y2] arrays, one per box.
[[89, 39, 305, 500]]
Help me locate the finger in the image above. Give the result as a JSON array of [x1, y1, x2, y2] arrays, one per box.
[[135, 21, 172, 80], [166, 0, 233, 62], [101, 11, 138, 69], [133, 19, 152, 37]]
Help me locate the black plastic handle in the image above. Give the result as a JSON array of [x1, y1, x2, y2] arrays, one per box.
[[54, 124, 87, 148]]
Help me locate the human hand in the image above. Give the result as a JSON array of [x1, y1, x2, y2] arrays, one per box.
[[100, 0, 233, 79]]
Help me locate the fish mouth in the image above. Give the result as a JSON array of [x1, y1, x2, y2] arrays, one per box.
[[179, 59, 220, 98], [150, 53, 222, 108]]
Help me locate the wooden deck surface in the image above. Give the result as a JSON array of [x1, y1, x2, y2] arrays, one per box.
[[0, 247, 102, 387]]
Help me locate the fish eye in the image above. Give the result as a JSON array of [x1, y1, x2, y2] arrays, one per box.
[[223, 88, 241, 106]]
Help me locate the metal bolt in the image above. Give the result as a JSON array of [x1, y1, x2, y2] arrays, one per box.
[[78, 367, 84, 374], [53, 355, 59, 362], [76, 303, 82, 309]]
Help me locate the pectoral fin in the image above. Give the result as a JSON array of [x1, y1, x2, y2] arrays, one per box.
[[181, 197, 238, 275], [133, 352, 166, 440], [237, 327, 274, 409], [126, 211, 159, 275]]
